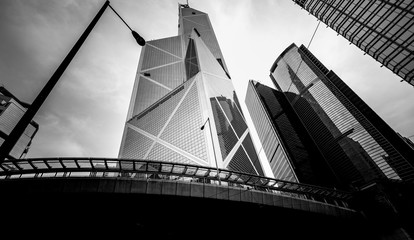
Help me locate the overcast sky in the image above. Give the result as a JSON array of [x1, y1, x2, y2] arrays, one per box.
[[1, 0, 413, 176]]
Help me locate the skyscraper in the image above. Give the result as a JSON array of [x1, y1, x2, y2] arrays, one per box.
[[0, 86, 39, 159], [118, 4, 264, 176], [246, 80, 339, 188], [293, 0, 414, 86], [268, 43, 414, 188]]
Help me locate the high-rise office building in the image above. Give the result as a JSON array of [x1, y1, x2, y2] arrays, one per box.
[[0, 86, 39, 159], [293, 0, 414, 86], [118, 4, 264, 176], [246, 80, 340, 187], [267, 43, 414, 187]]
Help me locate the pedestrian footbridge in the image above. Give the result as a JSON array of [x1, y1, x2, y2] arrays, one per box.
[[0, 158, 377, 239]]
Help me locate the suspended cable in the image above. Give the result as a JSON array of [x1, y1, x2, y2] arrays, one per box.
[[307, 20, 321, 48]]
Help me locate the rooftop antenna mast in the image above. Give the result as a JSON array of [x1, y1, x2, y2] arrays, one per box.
[[179, 1, 189, 8]]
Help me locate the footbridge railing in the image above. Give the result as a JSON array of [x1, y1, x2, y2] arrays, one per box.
[[0, 158, 354, 208]]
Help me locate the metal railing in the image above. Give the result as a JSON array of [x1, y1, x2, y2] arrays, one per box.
[[0, 158, 354, 207]]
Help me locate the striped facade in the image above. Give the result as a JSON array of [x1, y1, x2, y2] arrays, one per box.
[[245, 81, 297, 182], [270, 43, 414, 187], [294, 0, 414, 86], [246, 80, 343, 188]]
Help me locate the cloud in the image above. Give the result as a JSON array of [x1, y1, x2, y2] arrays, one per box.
[[0, 0, 101, 101], [26, 113, 86, 157]]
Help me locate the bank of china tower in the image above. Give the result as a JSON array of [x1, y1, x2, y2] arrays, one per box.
[[119, 4, 264, 176]]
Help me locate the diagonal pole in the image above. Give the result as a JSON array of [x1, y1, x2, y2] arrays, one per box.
[[0, 1, 110, 162]]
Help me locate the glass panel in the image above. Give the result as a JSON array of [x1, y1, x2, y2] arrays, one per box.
[[160, 81, 208, 162], [185, 39, 199, 80], [242, 134, 264, 176], [210, 98, 238, 160], [217, 97, 247, 138], [132, 77, 170, 116], [227, 145, 257, 176], [131, 85, 185, 136], [148, 36, 182, 58], [120, 127, 153, 159], [143, 62, 185, 89], [147, 143, 198, 165], [141, 45, 181, 71]]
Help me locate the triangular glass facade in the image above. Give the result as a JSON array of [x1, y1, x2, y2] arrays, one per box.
[[119, 5, 264, 176], [160, 79, 208, 162], [142, 62, 185, 89], [141, 45, 181, 71], [184, 39, 199, 80]]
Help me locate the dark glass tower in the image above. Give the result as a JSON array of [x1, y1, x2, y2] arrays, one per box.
[[118, 4, 264, 176], [246, 80, 339, 187], [293, 0, 414, 86], [268, 43, 414, 187]]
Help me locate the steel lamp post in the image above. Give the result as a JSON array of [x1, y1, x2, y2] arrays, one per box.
[[201, 117, 221, 185], [0, 0, 145, 162]]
